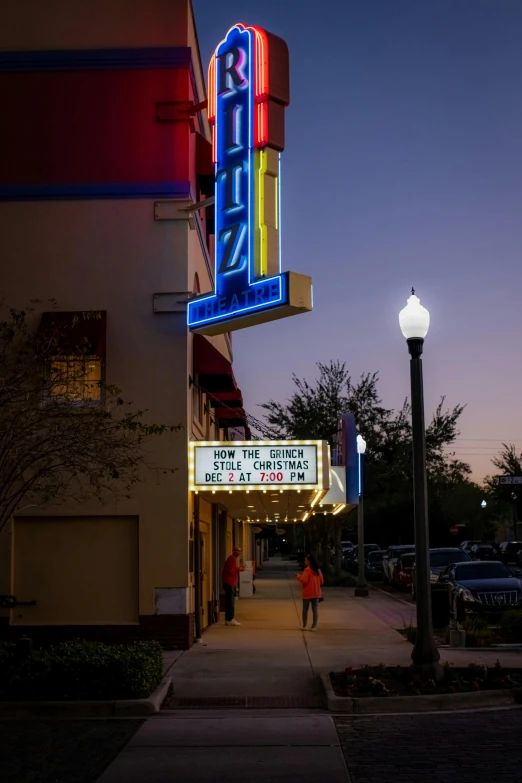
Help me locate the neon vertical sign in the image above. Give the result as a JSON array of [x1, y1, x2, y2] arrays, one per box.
[[188, 24, 312, 335]]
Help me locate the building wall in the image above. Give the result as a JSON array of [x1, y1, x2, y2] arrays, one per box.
[[12, 516, 139, 625], [0, 0, 235, 648]]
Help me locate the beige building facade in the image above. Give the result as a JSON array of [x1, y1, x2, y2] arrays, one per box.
[[0, 0, 255, 648]]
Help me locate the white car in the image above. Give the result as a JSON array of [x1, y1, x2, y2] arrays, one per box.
[[383, 545, 415, 585]]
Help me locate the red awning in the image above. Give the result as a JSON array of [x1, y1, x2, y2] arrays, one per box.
[[37, 311, 106, 358], [214, 407, 248, 426], [214, 407, 251, 438], [193, 334, 237, 393], [208, 389, 244, 408], [196, 132, 214, 177]]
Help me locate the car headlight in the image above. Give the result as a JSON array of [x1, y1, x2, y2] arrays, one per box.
[[462, 589, 475, 602], [430, 572, 438, 583]]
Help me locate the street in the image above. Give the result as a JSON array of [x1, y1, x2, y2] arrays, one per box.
[[0, 719, 144, 783], [2, 708, 522, 783], [336, 708, 522, 783]]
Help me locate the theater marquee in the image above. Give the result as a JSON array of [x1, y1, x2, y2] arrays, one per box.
[[188, 23, 312, 335], [189, 440, 329, 491]]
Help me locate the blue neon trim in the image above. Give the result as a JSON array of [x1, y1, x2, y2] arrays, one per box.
[[248, 29, 255, 286], [0, 181, 191, 201], [187, 275, 285, 327], [0, 47, 192, 72]]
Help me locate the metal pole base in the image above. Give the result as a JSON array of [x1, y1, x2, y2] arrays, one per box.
[[354, 584, 369, 597]]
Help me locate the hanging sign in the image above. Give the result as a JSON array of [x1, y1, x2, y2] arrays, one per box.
[[188, 24, 312, 335], [189, 439, 329, 491]]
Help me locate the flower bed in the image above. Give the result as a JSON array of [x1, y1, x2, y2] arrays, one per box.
[[330, 662, 522, 698], [0, 640, 163, 701]]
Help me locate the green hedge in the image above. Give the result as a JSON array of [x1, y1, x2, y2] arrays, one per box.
[[0, 640, 163, 701]]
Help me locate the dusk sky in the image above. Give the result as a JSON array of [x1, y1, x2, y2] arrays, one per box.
[[193, 0, 522, 483]]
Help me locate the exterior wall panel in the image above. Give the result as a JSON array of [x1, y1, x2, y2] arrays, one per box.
[[12, 516, 139, 625]]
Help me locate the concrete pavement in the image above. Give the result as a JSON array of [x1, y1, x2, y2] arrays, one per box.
[[166, 557, 522, 701], [96, 557, 522, 783], [166, 558, 412, 703], [97, 713, 350, 783]]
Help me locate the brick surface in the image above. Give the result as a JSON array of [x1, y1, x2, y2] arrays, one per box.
[[0, 719, 143, 783], [335, 709, 522, 782]]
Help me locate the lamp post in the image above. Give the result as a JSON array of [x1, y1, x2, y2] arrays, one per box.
[[399, 289, 441, 678], [354, 434, 369, 597]]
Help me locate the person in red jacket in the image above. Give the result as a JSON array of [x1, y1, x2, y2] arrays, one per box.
[[222, 545, 245, 626], [296, 555, 324, 631]]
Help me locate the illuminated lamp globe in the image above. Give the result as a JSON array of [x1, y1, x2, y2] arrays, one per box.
[[356, 434, 367, 455], [399, 289, 430, 340]]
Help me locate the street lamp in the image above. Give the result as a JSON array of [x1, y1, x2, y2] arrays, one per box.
[[399, 289, 441, 679], [481, 500, 487, 509], [355, 434, 368, 597]]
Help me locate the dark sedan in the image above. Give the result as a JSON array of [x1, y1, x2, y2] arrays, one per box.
[[365, 550, 386, 580], [497, 541, 522, 566], [345, 544, 381, 574], [437, 561, 522, 620], [411, 547, 471, 599], [470, 544, 497, 561]]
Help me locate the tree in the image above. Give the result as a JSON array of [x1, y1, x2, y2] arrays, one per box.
[[484, 444, 522, 538], [260, 361, 470, 561], [0, 305, 181, 535]]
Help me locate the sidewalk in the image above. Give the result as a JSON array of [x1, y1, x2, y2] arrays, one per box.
[[163, 558, 414, 705], [96, 557, 522, 783], [166, 557, 522, 702]]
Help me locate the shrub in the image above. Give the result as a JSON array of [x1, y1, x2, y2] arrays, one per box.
[[462, 616, 490, 633], [323, 571, 356, 587], [500, 610, 522, 642], [401, 623, 417, 644], [462, 617, 494, 647], [0, 640, 163, 701]]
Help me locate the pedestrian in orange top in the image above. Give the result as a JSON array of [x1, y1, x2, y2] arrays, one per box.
[[222, 545, 245, 626], [296, 555, 324, 631]]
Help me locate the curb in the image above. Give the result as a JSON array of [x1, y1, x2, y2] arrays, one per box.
[[0, 676, 172, 718], [319, 673, 517, 714]]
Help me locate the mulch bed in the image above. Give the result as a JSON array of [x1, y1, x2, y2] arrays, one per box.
[[330, 663, 522, 698]]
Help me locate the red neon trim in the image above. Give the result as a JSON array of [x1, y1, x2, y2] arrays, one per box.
[[208, 54, 217, 163], [210, 24, 271, 153]]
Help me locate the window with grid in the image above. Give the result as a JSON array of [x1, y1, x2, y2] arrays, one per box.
[[50, 356, 103, 401]]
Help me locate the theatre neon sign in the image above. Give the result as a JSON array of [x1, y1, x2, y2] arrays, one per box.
[[188, 24, 313, 335]]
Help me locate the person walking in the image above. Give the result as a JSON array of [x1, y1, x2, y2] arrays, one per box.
[[296, 555, 324, 631], [222, 545, 245, 626]]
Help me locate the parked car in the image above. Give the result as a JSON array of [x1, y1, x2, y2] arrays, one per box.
[[437, 560, 522, 621], [497, 541, 522, 566], [383, 545, 415, 585], [394, 553, 416, 590], [365, 550, 386, 580], [341, 540, 354, 552], [460, 540, 482, 555], [346, 544, 381, 574], [470, 544, 497, 561], [411, 547, 471, 599]]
